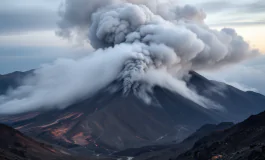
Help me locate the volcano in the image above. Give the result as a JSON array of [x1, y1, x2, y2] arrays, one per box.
[[1, 71, 265, 154]]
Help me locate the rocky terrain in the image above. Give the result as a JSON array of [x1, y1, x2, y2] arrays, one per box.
[[114, 122, 234, 160], [0, 123, 76, 160], [177, 111, 265, 160]]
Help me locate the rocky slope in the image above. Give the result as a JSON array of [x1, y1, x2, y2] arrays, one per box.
[[177, 111, 265, 160], [114, 122, 234, 160], [0, 123, 76, 160]]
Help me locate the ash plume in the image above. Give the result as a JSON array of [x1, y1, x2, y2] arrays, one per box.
[[0, 0, 259, 114]]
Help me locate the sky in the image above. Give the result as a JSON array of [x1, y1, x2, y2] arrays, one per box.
[[0, 0, 265, 94]]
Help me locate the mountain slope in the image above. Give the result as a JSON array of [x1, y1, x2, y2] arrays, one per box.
[[188, 71, 265, 121], [7, 87, 213, 153], [114, 122, 234, 160], [0, 123, 76, 160], [177, 111, 265, 160], [0, 70, 33, 95], [1, 70, 265, 153]]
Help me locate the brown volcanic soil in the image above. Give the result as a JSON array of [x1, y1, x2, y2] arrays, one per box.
[[0, 123, 76, 160], [7, 86, 218, 154]]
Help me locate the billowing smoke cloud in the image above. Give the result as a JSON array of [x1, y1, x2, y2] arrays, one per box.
[[57, 0, 155, 38], [0, 44, 144, 114], [0, 0, 259, 114]]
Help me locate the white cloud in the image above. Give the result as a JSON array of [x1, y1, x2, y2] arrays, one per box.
[[201, 55, 265, 95], [0, 31, 68, 47]]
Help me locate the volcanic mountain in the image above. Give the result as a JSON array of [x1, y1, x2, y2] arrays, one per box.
[[1, 71, 265, 154]]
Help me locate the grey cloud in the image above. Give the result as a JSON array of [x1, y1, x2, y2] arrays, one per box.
[[210, 21, 265, 27], [199, 0, 265, 14], [201, 55, 265, 95], [198, 1, 233, 13], [244, 0, 265, 13], [0, 0, 61, 34], [0, 45, 89, 74], [198, 0, 265, 26], [0, 9, 57, 34]]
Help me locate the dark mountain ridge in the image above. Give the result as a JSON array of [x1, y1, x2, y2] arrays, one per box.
[[177, 111, 265, 160], [0, 70, 33, 95]]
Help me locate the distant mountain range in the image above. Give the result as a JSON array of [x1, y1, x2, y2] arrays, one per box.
[[0, 70, 33, 95], [1, 70, 265, 158]]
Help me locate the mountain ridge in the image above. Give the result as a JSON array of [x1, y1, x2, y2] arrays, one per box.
[[176, 110, 265, 160]]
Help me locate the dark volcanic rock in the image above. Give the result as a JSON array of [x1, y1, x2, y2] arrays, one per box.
[[114, 122, 234, 160], [177, 111, 265, 160]]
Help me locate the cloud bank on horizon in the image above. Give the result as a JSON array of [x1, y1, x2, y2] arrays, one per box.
[[0, 0, 261, 114]]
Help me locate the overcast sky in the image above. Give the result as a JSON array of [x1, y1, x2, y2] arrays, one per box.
[[0, 0, 265, 94]]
